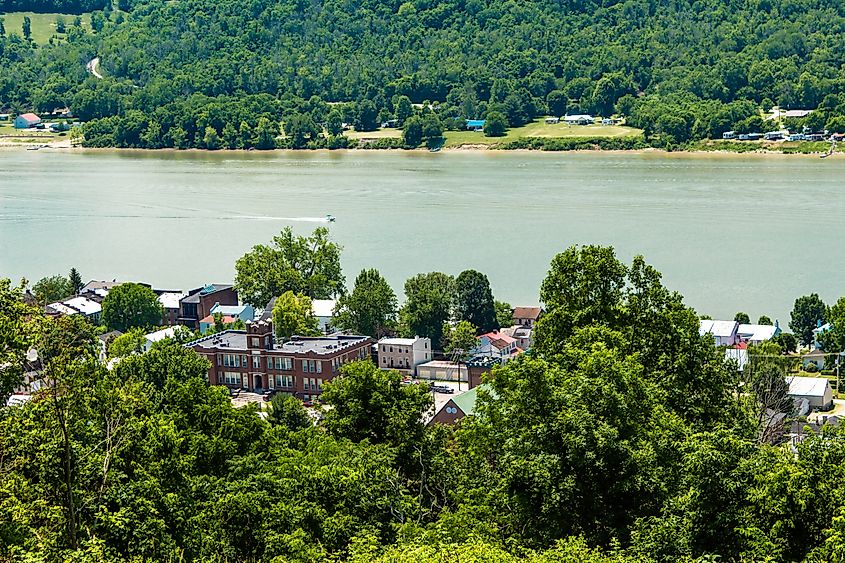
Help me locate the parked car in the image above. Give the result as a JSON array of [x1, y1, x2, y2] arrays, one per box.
[[430, 384, 454, 394], [229, 387, 241, 398], [262, 389, 278, 401]]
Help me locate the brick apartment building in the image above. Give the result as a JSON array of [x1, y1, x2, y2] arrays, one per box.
[[188, 320, 372, 399]]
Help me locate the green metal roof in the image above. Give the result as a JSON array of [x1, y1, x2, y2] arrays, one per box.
[[451, 383, 492, 416]]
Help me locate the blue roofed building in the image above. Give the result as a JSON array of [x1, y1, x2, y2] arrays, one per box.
[[465, 119, 486, 131]]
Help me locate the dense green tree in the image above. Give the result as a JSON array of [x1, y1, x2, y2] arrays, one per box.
[[222, 121, 238, 149], [254, 116, 278, 149], [757, 315, 772, 325], [0, 279, 37, 404], [818, 296, 845, 353], [454, 269, 498, 333], [267, 393, 312, 430], [108, 327, 146, 358], [355, 100, 378, 132], [325, 109, 343, 136], [394, 95, 413, 123], [402, 115, 423, 147], [32, 275, 72, 304], [101, 282, 163, 332], [546, 90, 568, 117], [68, 267, 83, 295], [789, 293, 827, 346], [22, 16, 31, 40], [495, 300, 513, 329], [271, 291, 320, 340], [483, 111, 508, 137], [400, 272, 454, 348], [285, 113, 319, 148], [234, 226, 344, 307], [321, 360, 432, 468], [443, 320, 478, 358], [333, 269, 397, 338], [734, 312, 750, 324]]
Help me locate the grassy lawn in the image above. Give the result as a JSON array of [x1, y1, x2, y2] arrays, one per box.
[[0, 12, 92, 45], [0, 122, 62, 140], [444, 119, 642, 147], [343, 128, 402, 140]]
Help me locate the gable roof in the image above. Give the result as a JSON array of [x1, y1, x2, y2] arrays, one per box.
[[699, 319, 738, 338], [786, 376, 830, 398], [512, 306, 543, 320], [18, 113, 40, 121], [479, 331, 517, 347], [737, 323, 779, 341]]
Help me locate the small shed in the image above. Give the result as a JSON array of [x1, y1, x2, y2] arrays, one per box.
[[14, 113, 41, 129], [786, 376, 833, 410]]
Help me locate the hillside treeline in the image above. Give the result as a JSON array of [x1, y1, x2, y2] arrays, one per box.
[[1, 0, 845, 144]]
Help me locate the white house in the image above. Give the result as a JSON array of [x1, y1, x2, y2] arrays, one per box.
[[737, 322, 781, 345], [377, 336, 432, 374], [474, 331, 519, 360], [48, 296, 103, 323], [786, 376, 833, 410], [564, 114, 594, 125], [699, 320, 738, 346]]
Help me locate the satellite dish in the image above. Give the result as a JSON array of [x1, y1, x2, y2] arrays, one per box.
[[26, 348, 38, 362]]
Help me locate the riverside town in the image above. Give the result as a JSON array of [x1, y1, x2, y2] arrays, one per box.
[[6, 0, 845, 560], [5, 224, 845, 561]]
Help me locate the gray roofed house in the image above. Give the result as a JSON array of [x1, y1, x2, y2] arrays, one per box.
[[786, 376, 833, 410]]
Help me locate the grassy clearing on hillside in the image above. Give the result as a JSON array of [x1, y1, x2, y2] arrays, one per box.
[[0, 12, 91, 45], [444, 120, 642, 147]]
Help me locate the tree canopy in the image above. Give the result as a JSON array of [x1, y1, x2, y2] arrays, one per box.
[[235, 226, 345, 307], [454, 269, 498, 334], [789, 293, 827, 346], [333, 268, 398, 338], [271, 291, 320, 340], [399, 272, 454, 348], [101, 282, 163, 332]]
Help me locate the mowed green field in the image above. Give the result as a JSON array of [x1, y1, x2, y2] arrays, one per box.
[[1, 12, 91, 44], [444, 119, 642, 147], [0, 122, 61, 141], [342, 119, 642, 146]]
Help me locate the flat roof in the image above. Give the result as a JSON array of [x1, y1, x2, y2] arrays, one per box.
[[64, 296, 102, 316], [158, 292, 186, 309], [379, 337, 422, 346], [189, 331, 369, 355], [145, 327, 179, 343]]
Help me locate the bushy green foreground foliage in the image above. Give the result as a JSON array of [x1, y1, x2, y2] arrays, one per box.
[[3, 0, 845, 148], [3, 246, 845, 561]]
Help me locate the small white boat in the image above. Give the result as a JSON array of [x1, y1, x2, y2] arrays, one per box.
[[326, 214, 336, 222]]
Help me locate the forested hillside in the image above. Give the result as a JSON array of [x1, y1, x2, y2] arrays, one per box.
[[1, 0, 845, 147]]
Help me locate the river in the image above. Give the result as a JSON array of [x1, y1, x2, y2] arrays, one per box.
[[1, 148, 843, 324]]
